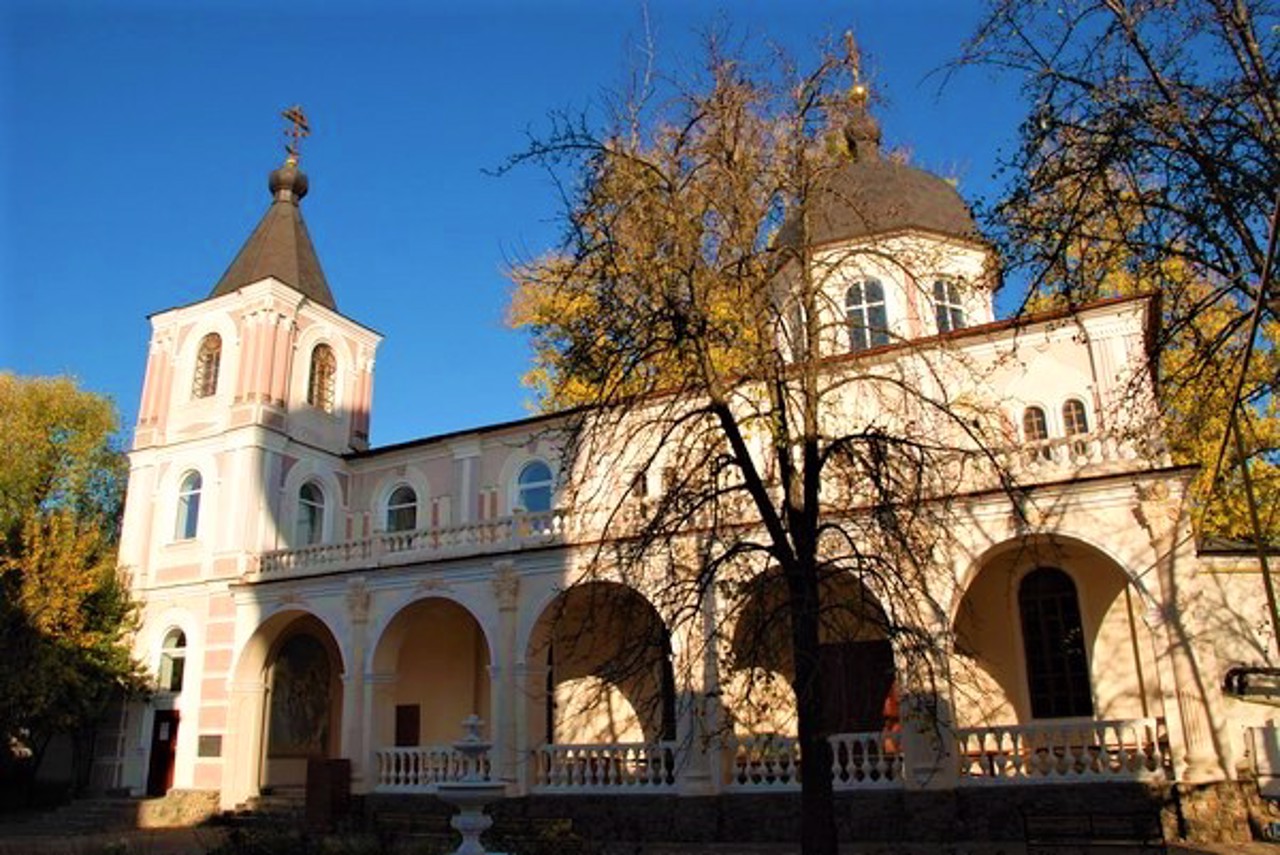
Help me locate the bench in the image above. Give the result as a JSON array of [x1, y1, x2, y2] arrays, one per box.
[[1023, 810, 1166, 855]]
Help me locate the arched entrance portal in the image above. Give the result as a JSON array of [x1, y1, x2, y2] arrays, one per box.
[[261, 614, 343, 790], [370, 598, 491, 750], [727, 570, 897, 737], [527, 582, 675, 746], [951, 535, 1161, 728]]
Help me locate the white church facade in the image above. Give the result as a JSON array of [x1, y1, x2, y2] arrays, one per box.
[[93, 114, 1278, 837]]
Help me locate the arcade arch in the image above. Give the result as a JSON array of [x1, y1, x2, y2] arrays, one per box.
[[227, 611, 344, 793], [725, 569, 897, 737], [370, 597, 491, 749], [526, 582, 675, 746], [951, 536, 1162, 728]]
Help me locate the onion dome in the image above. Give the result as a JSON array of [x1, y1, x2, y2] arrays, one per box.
[[778, 98, 980, 249], [209, 157, 336, 309]]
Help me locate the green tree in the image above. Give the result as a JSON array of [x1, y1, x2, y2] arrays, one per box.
[[0, 373, 143, 797], [962, 0, 1279, 541], [507, 34, 1013, 855]]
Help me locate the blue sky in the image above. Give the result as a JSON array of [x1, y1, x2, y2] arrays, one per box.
[[0, 0, 1029, 447]]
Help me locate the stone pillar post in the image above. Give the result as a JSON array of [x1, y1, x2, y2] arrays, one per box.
[[1135, 482, 1228, 782], [491, 561, 520, 788], [900, 691, 957, 790], [223, 680, 267, 810], [364, 672, 397, 792], [514, 664, 548, 793], [669, 582, 724, 795], [341, 578, 371, 792]]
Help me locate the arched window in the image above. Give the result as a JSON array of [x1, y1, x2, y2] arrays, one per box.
[[307, 344, 337, 413], [296, 482, 325, 545], [386, 485, 418, 532], [933, 280, 966, 334], [1062, 399, 1089, 436], [1019, 567, 1093, 718], [1063, 398, 1090, 455], [192, 333, 221, 399], [159, 629, 187, 693], [516, 461, 553, 513], [846, 279, 889, 352], [1022, 405, 1051, 461], [175, 471, 202, 540]]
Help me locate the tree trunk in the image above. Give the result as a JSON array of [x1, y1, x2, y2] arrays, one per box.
[[789, 559, 838, 855]]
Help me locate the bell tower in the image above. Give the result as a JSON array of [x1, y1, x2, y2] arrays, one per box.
[[120, 110, 381, 582]]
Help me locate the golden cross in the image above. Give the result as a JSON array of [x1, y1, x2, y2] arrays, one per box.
[[281, 105, 311, 162]]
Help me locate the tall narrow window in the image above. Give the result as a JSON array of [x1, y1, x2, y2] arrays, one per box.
[[192, 334, 222, 399], [307, 344, 337, 413], [386, 485, 418, 532], [159, 629, 187, 693], [933, 280, 966, 334], [296, 482, 325, 545], [846, 279, 889, 352], [517, 461, 553, 512], [1022, 405, 1051, 461], [175, 471, 202, 540], [1019, 567, 1093, 718]]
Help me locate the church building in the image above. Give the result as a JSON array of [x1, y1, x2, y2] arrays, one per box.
[[92, 107, 1278, 842]]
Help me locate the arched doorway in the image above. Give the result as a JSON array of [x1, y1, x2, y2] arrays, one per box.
[[261, 614, 344, 790], [726, 569, 897, 737], [526, 582, 675, 746]]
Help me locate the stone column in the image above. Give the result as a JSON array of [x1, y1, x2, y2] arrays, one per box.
[[341, 578, 371, 792], [491, 562, 520, 788], [1135, 482, 1228, 782]]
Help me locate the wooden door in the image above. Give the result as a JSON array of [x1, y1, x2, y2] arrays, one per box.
[[146, 710, 179, 796]]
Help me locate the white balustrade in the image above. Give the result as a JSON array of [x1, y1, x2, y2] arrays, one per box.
[[1011, 432, 1145, 475], [375, 745, 488, 792], [725, 731, 901, 791], [532, 743, 677, 792], [829, 731, 903, 788], [254, 508, 573, 579], [726, 734, 801, 790], [955, 718, 1167, 784]]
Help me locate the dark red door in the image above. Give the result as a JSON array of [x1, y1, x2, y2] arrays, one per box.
[[146, 710, 179, 796]]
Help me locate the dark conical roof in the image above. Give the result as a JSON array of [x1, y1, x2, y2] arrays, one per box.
[[209, 159, 336, 309], [777, 103, 979, 249]]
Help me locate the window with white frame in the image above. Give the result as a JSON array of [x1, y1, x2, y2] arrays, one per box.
[[192, 333, 222, 399], [846, 279, 890, 352], [159, 629, 187, 692], [175, 470, 202, 540], [307, 344, 337, 413], [296, 481, 325, 545], [933, 279, 966, 334], [386, 485, 418, 532], [516, 461, 553, 513]]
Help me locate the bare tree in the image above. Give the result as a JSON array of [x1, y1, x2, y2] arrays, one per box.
[[960, 0, 1280, 648], [504, 34, 1020, 855]]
